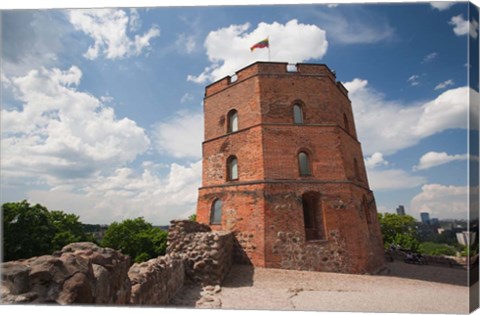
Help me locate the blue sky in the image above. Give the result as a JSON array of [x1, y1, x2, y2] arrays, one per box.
[[1, 1, 479, 225]]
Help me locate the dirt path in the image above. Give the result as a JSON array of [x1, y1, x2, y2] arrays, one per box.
[[172, 261, 471, 313]]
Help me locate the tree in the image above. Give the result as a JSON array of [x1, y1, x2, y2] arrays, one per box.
[[3, 201, 56, 261], [101, 217, 167, 263], [377, 213, 420, 251], [2, 201, 94, 261], [49, 210, 90, 250]]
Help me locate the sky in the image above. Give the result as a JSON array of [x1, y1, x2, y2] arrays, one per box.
[[1, 0, 479, 225]]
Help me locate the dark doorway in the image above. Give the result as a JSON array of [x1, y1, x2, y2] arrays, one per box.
[[302, 192, 324, 241]]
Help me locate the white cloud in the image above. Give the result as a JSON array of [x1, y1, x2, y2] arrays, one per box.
[[410, 184, 468, 219], [422, 52, 438, 63], [129, 8, 141, 31], [413, 87, 469, 138], [434, 79, 455, 90], [407, 74, 420, 86], [188, 19, 328, 83], [367, 169, 427, 191], [27, 160, 202, 225], [449, 14, 479, 39], [430, 2, 455, 11], [364, 152, 389, 169], [414, 151, 469, 170], [176, 34, 197, 54], [100, 94, 114, 103], [153, 110, 204, 159], [344, 78, 471, 155], [364, 152, 424, 191], [180, 92, 194, 103], [1, 66, 150, 184], [68, 8, 160, 60], [313, 7, 394, 45], [2, 11, 65, 76]]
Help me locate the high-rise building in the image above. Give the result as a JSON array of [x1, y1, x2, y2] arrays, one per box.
[[420, 212, 431, 225], [396, 205, 406, 216]]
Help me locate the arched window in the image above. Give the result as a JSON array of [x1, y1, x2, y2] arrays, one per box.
[[227, 156, 238, 181], [298, 152, 311, 176], [343, 113, 350, 133], [227, 110, 238, 133], [210, 199, 222, 224], [293, 104, 304, 124]]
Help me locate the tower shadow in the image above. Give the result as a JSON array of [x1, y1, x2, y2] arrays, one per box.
[[382, 260, 471, 287]]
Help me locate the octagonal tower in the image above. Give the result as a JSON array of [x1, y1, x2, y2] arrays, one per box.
[[196, 62, 385, 274]]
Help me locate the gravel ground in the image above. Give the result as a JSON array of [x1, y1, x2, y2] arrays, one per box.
[[172, 261, 472, 314]]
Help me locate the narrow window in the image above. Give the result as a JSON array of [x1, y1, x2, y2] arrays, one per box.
[[298, 152, 311, 176], [343, 113, 350, 133], [302, 192, 325, 240], [227, 110, 238, 133], [227, 156, 238, 181], [293, 104, 304, 124], [353, 158, 360, 180], [210, 199, 222, 224], [363, 196, 371, 224]]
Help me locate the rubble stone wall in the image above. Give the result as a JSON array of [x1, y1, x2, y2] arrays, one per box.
[[128, 254, 185, 305], [167, 220, 234, 285], [2, 220, 235, 305]]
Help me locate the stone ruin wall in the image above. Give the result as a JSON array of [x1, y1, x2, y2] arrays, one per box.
[[128, 253, 185, 305], [1, 242, 132, 304], [1, 220, 234, 306], [167, 220, 234, 285]]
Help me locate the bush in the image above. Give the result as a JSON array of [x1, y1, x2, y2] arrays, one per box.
[[419, 242, 457, 256]]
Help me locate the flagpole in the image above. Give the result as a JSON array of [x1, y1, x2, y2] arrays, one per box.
[[268, 36, 271, 61]]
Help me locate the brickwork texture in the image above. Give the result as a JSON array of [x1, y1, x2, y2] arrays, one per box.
[[197, 62, 385, 274]]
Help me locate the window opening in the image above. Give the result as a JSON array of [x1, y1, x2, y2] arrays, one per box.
[[227, 156, 238, 180], [298, 152, 311, 176], [210, 199, 222, 224], [228, 110, 238, 133], [293, 104, 304, 124]]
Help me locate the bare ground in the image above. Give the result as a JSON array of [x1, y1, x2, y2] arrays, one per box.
[[171, 261, 473, 314]]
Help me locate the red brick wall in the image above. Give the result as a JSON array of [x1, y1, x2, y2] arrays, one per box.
[[197, 62, 385, 274], [202, 127, 264, 186], [197, 184, 267, 266]]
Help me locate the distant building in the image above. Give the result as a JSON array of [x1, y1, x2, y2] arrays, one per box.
[[420, 212, 430, 225], [456, 231, 476, 246], [396, 205, 405, 216], [430, 218, 439, 225]]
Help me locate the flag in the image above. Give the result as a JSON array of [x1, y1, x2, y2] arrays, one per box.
[[250, 38, 269, 52]]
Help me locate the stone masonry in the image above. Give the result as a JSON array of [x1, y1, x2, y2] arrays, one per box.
[[128, 254, 185, 305], [167, 220, 234, 285], [2, 221, 234, 305], [1, 242, 131, 304], [196, 62, 385, 274]]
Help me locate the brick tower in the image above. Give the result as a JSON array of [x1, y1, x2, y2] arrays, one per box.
[[196, 62, 385, 274]]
